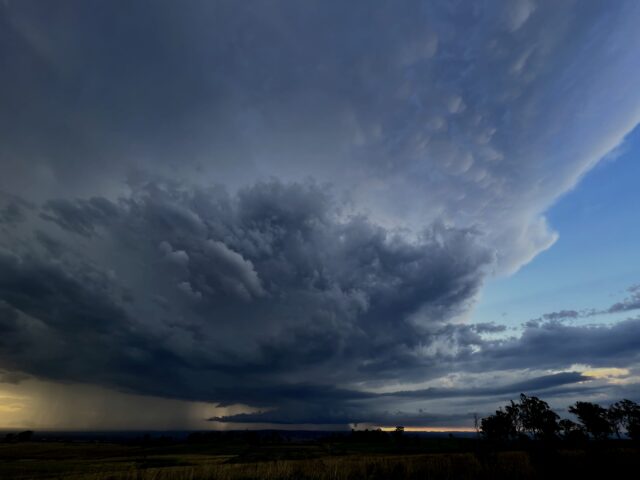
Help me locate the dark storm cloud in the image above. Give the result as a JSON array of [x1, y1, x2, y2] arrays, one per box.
[[0, 192, 32, 226], [0, 202, 25, 226], [0, 180, 492, 407], [477, 318, 640, 371], [0, 248, 157, 388], [386, 372, 590, 400], [212, 405, 474, 428], [1, 183, 640, 423], [210, 371, 591, 425], [41, 197, 120, 237], [2, 0, 640, 426]]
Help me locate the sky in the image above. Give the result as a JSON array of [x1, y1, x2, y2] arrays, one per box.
[[1, 0, 640, 431]]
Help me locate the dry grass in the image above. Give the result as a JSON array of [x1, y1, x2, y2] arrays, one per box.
[[2, 442, 638, 480], [1, 448, 535, 480]]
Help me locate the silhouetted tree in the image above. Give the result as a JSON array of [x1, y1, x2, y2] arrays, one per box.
[[481, 394, 560, 443], [480, 394, 640, 447], [608, 399, 640, 440], [569, 401, 613, 440], [558, 418, 586, 443], [517, 394, 559, 440], [558, 419, 578, 436], [504, 400, 523, 436], [480, 408, 518, 442]]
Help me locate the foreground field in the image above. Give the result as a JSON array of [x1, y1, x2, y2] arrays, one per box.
[[1, 441, 639, 480]]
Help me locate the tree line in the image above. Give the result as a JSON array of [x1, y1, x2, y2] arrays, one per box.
[[480, 394, 640, 443]]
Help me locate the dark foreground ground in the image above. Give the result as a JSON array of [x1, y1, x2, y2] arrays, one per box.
[[1, 433, 639, 479]]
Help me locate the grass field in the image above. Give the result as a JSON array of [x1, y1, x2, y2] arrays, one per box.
[[1, 440, 639, 480]]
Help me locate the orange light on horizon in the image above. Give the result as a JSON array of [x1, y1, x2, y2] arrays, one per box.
[[378, 426, 474, 433]]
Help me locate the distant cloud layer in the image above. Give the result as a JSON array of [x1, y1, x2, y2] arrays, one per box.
[[1, 0, 640, 426]]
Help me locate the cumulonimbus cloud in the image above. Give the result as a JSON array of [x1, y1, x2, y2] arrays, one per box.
[[0, 180, 492, 405], [2, 0, 640, 425]]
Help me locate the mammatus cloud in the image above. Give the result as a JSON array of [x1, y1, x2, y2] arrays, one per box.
[[3, 1, 640, 273], [1, 0, 640, 427]]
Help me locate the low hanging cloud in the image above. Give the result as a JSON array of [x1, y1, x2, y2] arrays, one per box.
[[525, 284, 640, 327], [476, 317, 640, 373], [210, 371, 594, 426], [0, 180, 493, 407]]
